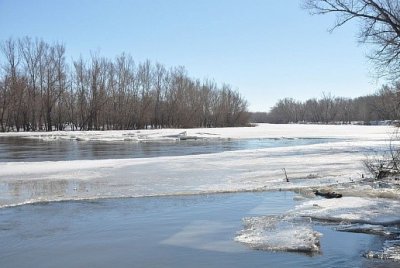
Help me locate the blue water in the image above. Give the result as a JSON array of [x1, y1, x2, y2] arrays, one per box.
[[0, 192, 393, 268], [0, 136, 336, 162]]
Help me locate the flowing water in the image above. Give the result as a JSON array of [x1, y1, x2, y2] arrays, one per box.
[[0, 192, 391, 268], [0, 136, 335, 162]]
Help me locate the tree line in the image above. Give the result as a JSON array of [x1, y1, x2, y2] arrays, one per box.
[[257, 0, 400, 126], [251, 85, 400, 124], [0, 37, 249, 132], [263, 0, 400, 126]]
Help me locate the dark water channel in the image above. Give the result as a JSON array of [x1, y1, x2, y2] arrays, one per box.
[[0, 137, 335, 162]]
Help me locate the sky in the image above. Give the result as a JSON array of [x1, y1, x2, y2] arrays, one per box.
[[0, 0, 382, 112]]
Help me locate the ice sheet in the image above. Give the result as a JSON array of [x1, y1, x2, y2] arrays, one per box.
[[235, 216, 321, 253], [292, 193, 400, 261], [0, 124, 394, 208], [0, 123, 392, 141], [294, 197, 400, 225], [0, 143, 370, 207]]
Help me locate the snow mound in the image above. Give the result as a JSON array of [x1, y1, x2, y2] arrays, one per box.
[[235, 216, 322, 253]]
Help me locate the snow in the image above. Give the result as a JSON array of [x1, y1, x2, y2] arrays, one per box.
[[2, 123, 400, 259], [0, 124, 394, 208], [0, 142, 370, 208], [288, 192, 400, 261], [294, 197, 400, 224], [235, 195, 400, 256], [0, 123, 392, 141]]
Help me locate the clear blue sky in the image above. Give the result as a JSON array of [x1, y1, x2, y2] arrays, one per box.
[[0, 0, 381, 112]]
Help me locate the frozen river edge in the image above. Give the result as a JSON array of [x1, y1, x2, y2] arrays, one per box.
[[1, 124, 400, 262]]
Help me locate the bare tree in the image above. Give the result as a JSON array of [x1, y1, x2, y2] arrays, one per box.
[[305, 98, 323, 122], [18, 37, 46, 130], [153, 62, 166, 128], [304, 0, 400, 79], [0, 38, 25, 131], [73, 57, 90, 130], [264, 88, 400, 124], [0, 37, 250, 131], [0, 80, 8, 131]]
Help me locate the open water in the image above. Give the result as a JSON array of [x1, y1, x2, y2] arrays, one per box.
[[0, 136, 335, 162], [0, 191, 392, 268]]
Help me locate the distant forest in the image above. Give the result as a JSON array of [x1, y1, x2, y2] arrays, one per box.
[[0, 37, 249, 132], [3, 38, 399, 132], [250, 85, 400, 124]]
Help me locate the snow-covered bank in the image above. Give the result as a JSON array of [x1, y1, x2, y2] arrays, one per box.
[[0, 123, 393, 141]]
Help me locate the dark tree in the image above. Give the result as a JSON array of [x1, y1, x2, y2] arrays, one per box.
[[304, 0, 400, 79], [0, 37, 250, 132]]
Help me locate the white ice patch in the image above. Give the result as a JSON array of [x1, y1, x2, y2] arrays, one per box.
[[0, 123, 391, 141], [292, 194, 400, 262], [3, 129, 215, 142], [294, 197, 400, 225], [337, 223, 398, 236], [235, 216, 322, 253]]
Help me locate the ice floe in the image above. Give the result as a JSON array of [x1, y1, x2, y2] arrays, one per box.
[[235, 216, 321, 253], [286, 188, 400, 262], [294, 196, 400, 225], [365, 239, 400, 261]]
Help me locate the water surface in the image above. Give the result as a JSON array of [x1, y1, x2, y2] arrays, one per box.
[[0, 137, 335, 162], [0, 192, 392, 268]]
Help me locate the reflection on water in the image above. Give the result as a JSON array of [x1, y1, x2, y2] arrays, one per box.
[[5, 179, 88, 198], [0, 179, 96, 207], [0, 137, 335, 162]]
